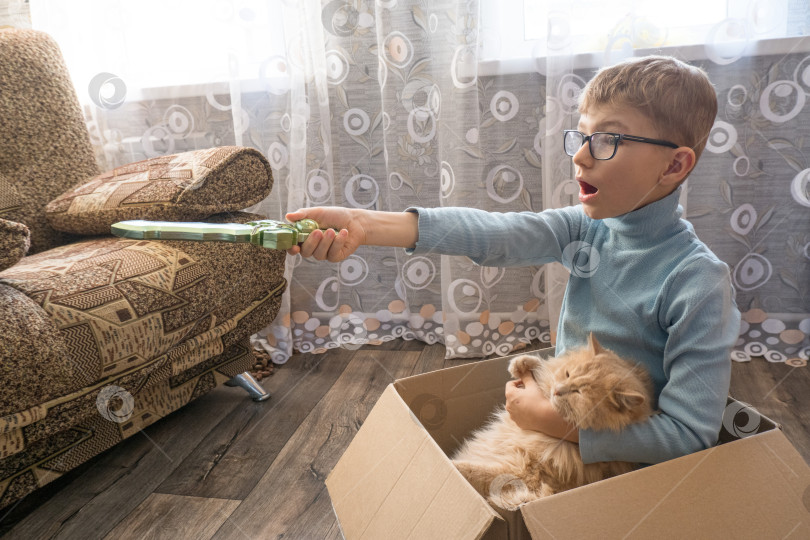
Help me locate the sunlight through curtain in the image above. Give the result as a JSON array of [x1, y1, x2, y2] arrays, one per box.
[[31, 0, 810, 365]]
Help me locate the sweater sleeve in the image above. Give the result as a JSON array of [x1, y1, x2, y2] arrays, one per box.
[[579, 256, 741, 465], [406, 206, 583, 267]]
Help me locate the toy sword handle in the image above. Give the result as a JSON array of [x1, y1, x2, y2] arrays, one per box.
[[110, 218, 334, 251]]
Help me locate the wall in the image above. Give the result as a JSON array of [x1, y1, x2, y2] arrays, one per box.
[[0, 0, 30, 28]]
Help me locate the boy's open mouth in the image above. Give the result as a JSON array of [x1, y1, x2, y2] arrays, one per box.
[[579, 180, 598, 196]]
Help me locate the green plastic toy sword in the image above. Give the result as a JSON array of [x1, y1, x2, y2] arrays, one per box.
[[110, 218, 333, 251]]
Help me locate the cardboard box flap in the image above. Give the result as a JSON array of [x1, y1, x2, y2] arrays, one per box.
[[519, 429, 810, 539], [326, 384, 501, 539]]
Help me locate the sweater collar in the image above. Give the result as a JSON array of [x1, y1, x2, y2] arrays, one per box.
[[601, 186, 684, 236]]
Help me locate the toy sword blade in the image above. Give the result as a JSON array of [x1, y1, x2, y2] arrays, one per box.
[[110, 218, 330, 251]]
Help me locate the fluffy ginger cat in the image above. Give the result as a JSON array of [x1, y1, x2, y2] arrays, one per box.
[[452, 333, 654, 511]]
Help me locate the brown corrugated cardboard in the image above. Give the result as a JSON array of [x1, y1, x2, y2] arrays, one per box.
[[327, 385, 501, 539], [326, 349, 810, 539], [519, 427, 810, 538]]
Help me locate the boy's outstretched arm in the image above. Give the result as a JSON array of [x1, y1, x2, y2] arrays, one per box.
[[285, 208, 418, 262]]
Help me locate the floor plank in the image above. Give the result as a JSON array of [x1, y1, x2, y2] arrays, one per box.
[[1, 385, 246, 540], [102, 493, 240, 540], [210, 340, 450, 539], [155, 346, 356, 500]]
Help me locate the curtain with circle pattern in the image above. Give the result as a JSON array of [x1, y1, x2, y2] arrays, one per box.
[[30, 0, 809, 365]]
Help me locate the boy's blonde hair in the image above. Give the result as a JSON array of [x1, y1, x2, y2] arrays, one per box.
[[579, 56, 717, 164]]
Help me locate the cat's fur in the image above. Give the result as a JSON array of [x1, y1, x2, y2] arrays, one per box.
[[452, 333, 654, 510]]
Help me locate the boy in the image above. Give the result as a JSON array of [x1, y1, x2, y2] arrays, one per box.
[[285, 56, 741, 466]]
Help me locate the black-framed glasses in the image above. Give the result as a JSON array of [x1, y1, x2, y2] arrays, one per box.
[[563, 130, 679, 160]]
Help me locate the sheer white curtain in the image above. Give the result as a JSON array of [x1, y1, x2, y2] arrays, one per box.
[[31, 0, 810, 365]]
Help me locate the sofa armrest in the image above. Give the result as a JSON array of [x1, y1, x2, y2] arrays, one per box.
[[44, 146, 273, 236], [0, 217, 30, 271], [0, 283, 75, 419]]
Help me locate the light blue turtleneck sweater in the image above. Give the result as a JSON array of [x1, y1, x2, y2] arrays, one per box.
[[408, 186, 741, 465]]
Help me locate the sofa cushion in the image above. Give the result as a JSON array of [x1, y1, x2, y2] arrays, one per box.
[[0, 218, 29, 272], [0, 29, 101, 254], [45, 147, 274, 235], [0, 212, 285, 418]]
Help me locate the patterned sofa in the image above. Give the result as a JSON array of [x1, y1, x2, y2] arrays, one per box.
[[0, 29, 286, 508]]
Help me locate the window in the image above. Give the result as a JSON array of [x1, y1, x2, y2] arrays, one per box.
[[30, 0, 810, 94], [481, 0, 810, 70], [30, 0, 287, 97]]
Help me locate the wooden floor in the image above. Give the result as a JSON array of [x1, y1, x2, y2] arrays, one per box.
[[1, 339, 808, 539]]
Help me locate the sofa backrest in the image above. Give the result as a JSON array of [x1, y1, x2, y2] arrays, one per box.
[[0, 28, 100, 253]]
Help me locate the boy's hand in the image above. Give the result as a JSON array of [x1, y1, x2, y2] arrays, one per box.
[[505, 373, 579, 442], [505, 373, 547, 431], [285, 207, 366, 262], [285, 208, 419, 262]]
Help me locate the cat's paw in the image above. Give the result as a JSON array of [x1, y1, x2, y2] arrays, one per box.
[[487, 480, 536, 511], [538, 483, 556, 498], [508, 355, 542, 380], [453, 460, 477, 481], [489, 498, 521, 512], [453, 460, 495, 498]]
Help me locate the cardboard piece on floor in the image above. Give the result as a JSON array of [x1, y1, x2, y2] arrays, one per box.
[[326, 348, 810, 539]]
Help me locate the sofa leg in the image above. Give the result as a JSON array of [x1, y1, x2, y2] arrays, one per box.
[[225, 372, 272, 402]]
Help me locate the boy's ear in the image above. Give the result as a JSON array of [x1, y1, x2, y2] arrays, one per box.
[[660, 148, 696, 186]]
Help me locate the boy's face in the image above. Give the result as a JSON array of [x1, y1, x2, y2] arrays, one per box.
[[573, 104, 677, 220]]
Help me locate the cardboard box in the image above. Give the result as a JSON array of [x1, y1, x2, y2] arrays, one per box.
[[326, 348, 810, 539]]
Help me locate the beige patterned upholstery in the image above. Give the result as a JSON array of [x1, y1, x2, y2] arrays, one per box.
[[0, 28, 286, 508], [0, 218, 29, 271], [46, 146, 272, 235], [0, 28, 100, 254]]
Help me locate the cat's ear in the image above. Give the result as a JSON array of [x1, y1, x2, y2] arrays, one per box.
[[588, 332, 604, 355], [611, 389, 646, 411]]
